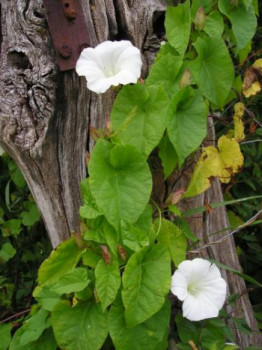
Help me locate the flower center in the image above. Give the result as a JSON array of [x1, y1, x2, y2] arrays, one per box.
[[187, 281, 202, 296], [104, 68, 115, 77], [103, 65, 119, 78]]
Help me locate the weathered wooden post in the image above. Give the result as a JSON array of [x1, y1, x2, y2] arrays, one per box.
[[0, 0, 261, 346]]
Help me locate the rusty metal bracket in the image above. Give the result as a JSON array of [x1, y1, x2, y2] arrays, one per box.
[[43, 0, 90, 71]]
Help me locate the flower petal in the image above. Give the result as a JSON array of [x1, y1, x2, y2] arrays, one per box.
[[108, 70, 138, 85], [201, 277, 227, 309], [95, 41, 137, 78], [171, 270, 188, 301], [116, 46, 142, 78], [189, 258, 212, 277], [87, 78, 112, 94], [182, 293, 220, 321], [76, 49, 104, 77], [203, 263, 224, 282], [177, 258, 211, 281], [96, 40, 132, 65]]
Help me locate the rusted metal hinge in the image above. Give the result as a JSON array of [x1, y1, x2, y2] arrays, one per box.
[[43, 0, 90, 71]]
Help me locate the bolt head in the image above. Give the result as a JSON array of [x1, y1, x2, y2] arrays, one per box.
[[58, 44, 72, 58]]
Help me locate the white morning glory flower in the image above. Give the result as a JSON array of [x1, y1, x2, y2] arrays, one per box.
[[171, 258, 227, 321], [76, 40, 142, 94]]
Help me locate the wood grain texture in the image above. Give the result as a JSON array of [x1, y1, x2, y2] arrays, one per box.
[[172, 119, 262, 347], [0, 0, 166, 246], [0, 0, 261, 346]]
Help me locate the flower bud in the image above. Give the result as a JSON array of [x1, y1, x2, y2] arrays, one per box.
[[90, 126, 103, 141], [74, 231, 85, 248], [117, 245, 127, 261], [195, 7, 205, 31], [179, 69, 191, 89], [100, 245, 111, 265], [166, 189, 185, 205]]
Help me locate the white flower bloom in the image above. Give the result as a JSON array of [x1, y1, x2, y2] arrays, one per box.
[[225, 343, 238, 347], [76, 40, 142, 94], [171, 258, 227, 321]]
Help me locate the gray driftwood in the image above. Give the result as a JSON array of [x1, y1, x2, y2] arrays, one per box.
[[0, 0, 261, 347]]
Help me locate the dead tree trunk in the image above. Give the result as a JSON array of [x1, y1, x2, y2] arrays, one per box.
[[0, 0, 261, 347], [172, 120, 262, 347]]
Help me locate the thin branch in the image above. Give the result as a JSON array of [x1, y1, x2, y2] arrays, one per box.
[[0, 308, 31, 324], [189, 208, 262, 253], [235, 48, 262, 68], [241, 139, 262, 144], [244, 108, 262, 128]]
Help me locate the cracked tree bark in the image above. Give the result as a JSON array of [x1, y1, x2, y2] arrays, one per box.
[[0, 0, 261, 347]]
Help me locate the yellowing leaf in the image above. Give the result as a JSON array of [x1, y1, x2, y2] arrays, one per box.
[[218, 136, 244, 183], [252, 58, 262, 72], [243, 81, 261, 98], [233, 102, 245, 142], [185, 136, 244, 197], [242, 59, 262, 97], [184, 146, 221, 197]]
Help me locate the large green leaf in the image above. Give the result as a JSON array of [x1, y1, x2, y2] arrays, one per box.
[[146, 53, 183, 96], [89, 140, 152, 230], [82, 249, 101, 268], [167, 87, 207, 167], [27, 329, 57, 350], [38, 237, 84, 286], [121, 204, 153, 251], [108, 298, 170, 350], [122, 243, 171, 327], [175, 314, 200, 344], [135, 204, 153, 232], [190, 35, 234, 107], [158, 135, 178, 179], [80, 179, 103, 219], [218, 0, 257, 52], [121, 222, 150, 252], [156, 218, 187, 267], [10, 328, 57, 350], [95, 259, 121, 311], [204, 11, 224, 37], [0, 323, 12, 350], [84, 217, 107, 244], [253, 0, 258, 15], [33, 286, 60, 311], [51, 301, 108, 350], [102, 219, 120, 257], [154, 43, 179, 63], [9, 309, 50, 349], [49, 267, 89, 295], [84, 217, 120, 257], [165, 1, 191, 56], [111, 84, 169, 157]]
